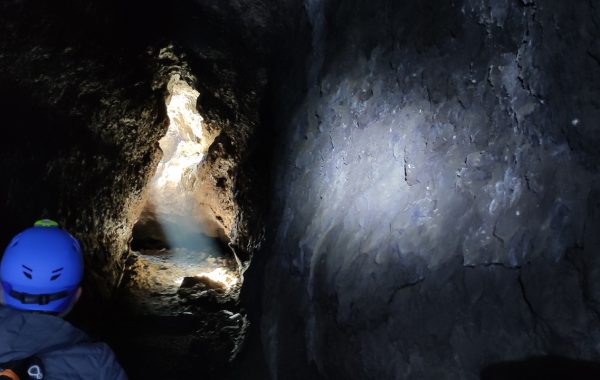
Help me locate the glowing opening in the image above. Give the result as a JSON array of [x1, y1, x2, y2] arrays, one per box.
[[153, 75, 206, 190], [131, 73, 239, 295]]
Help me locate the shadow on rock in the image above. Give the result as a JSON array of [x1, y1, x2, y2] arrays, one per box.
[[481, 356, 600, 380]]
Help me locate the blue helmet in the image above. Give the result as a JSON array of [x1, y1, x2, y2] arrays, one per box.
[[0, 220, 84, 314]]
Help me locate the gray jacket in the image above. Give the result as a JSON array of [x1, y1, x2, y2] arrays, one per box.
[[0, 306, 128, 379]]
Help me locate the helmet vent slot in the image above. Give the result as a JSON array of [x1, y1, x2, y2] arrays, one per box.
[[22, 265, 33, 280], [50, 268, 63, 281]]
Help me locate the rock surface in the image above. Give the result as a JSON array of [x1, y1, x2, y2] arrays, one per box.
[[111, 247, 245, 379], [0, 1, 169, 302], [259, 0, 600, 379]]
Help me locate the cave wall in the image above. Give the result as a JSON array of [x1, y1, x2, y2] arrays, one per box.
[[182, 0, 305, 262], [0, 1, 170, 302], [261, 0, 600, 379]]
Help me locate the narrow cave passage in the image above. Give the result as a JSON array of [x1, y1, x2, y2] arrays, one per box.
[[0, 1, 270, 379], [107, 73, 247, 379]]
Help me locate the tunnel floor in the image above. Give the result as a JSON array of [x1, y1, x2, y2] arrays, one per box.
[[104, 247, 247, 379]]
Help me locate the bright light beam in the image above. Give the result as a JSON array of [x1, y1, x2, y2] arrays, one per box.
[[153, 75, 205, 190], [145, 74, 231, 287]]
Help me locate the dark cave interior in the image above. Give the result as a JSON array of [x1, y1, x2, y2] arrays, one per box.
[[1, 0, 600, 379]]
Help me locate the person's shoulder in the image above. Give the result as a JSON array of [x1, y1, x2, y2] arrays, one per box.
[[1, 305, 80, 330], [41, 341, 128, 380], [0, 304, 16, 316], [0, 305, 91, 348]]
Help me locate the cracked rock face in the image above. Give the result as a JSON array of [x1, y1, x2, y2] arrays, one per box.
[[261, 0, 600, 379]]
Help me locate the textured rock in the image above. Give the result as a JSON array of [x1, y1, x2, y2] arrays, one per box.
[[0, 1, 169, 301], [259, 0, 600, 379]]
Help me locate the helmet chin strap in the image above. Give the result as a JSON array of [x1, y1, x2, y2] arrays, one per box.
[[8, 289, 69, 305]]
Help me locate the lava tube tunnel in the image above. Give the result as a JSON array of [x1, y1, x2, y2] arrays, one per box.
[[1, 1, 600, 380]]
